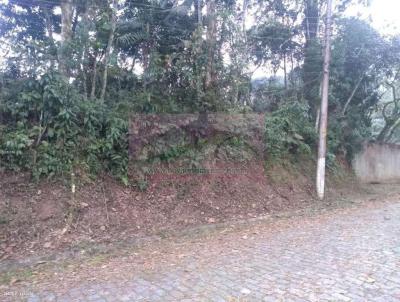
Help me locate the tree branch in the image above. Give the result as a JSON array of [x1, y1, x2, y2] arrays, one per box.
[[342, 75, 364, 116]]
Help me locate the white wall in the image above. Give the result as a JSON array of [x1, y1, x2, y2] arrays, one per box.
[[353, 143, 400, 183]]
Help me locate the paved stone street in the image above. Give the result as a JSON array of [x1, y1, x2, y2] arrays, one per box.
[[8, 199, 400, 301]]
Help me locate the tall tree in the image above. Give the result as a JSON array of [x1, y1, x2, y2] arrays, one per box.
[[205, 0, 217, 90], [100, 0, 117, 101], [59, 0, 74, 77], [302, 0, 322, 120]]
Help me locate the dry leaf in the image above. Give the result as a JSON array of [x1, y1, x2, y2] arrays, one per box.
[[10, 277, 20, 285]]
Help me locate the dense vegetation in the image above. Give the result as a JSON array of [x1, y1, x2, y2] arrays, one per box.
[[0, 0, 399, 183]]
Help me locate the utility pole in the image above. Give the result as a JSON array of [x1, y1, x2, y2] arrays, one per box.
[[316, 0, 333, 200]]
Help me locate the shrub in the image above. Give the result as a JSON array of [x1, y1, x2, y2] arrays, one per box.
[[265, 102, 317, 162], [0, 73, 129, 183]]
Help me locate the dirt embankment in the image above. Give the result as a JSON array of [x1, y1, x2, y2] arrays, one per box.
[[0, 161, 357, 261]]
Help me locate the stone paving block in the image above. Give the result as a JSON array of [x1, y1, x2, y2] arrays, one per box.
[[12, 201, 400, 302]]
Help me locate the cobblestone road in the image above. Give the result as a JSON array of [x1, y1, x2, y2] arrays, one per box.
[[12, 200, 400, 301]]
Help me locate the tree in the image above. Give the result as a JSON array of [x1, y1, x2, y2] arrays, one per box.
[[1, 0, 399, 181], [302, 0, 322, 121], [326, 18, 399, 157], [59, 0, 74, 77], [100, 0, 118, 101]]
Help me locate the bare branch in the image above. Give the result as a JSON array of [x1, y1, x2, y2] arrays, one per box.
[[381, 101, 394, 122], [342, 75, 364, 116]]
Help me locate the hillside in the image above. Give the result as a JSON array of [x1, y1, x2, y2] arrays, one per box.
[[0, 157, 356, 262]]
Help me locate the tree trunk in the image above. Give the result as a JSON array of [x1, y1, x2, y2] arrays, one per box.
[[100, 0, 117, 101], [377, 82, 400, 142], [80, 1, 90, 99], [205, 0, 216, 90], [142, 23, 151, 94], [377, 122, 393, 142], [195, 0, 203, 106], [303, 0, 321, 119], [43, 7, 56, 69], [342, 75, 364, 116], [283, 52, 288, 90], [239, 0, 249, 105], [59, 0, 74, 77], [71, 8, 79, 36], [386, 118, 400, 141], [90, 53, 99, 99]]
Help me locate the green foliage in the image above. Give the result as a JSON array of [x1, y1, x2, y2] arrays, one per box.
[[158, 144, 192, 163], [0, 126, 33, 170], [251, 78, 298, 112], [0, 73, 129, 183], [326, 18, 400, 159], [265, 102, 317, 161], [0, 0, 397, 184]]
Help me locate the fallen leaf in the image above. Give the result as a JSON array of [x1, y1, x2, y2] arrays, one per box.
[[35, 260, 47, 266], [43, 242, 52, 249], [10, 278, 20, 285]]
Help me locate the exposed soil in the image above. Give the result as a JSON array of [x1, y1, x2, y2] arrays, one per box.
[[2, 183, 400, 299], [0, 160, 358, 262]]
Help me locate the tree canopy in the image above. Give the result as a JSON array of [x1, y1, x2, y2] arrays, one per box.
[[0, 0, 399, 181]]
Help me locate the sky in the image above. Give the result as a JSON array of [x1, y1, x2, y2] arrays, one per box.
[[346, 0, 400, 36]]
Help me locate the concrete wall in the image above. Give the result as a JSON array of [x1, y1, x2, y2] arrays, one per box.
[[353, 143, 400, 183]]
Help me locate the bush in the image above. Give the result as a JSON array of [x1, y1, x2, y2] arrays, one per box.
[[265, 102, 317, 162], [0, 126, 33, 170], [0, 73, 129, 183]]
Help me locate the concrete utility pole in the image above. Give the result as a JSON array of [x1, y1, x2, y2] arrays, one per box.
[[316, 0, 333, 200]]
